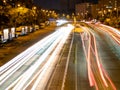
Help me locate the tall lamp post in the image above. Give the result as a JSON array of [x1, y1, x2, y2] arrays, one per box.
[[32, 6, 37, 25], [115, 0, 118, 18]]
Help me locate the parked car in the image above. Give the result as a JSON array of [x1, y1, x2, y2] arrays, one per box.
[[39, 23, 45, 29], [16, 26, 25, 36], [45, 21, 50, 26], [34, 25, 39, 30], [28, 26, 34, 33], [0, 31, 3, 43]]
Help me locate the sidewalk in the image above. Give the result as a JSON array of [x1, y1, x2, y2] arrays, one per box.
[[0, 25, 56, 66]]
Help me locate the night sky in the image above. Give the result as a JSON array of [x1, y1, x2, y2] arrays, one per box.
[[34, 0, 98, 11], [34, 0, 67, 10]]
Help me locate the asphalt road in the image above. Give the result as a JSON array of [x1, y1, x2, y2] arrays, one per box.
[[1, 23, 120, 90], [46, 23, 120, 90], [90, 24, 120, 89], [46, 32, 94, 90], [64, 32, 94, 90], [0, 24, 74, 90]]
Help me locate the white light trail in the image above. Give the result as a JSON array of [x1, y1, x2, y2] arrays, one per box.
[[0, 31, 60, 85], [101, 24, 120, 35], [0, 30, 59, 74], [13, 32, 63, 90], [0, 24, 74, 90], [32, 25, 73, 90]]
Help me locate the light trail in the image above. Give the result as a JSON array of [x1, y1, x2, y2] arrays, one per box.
[[80, 24, 116, 90], [89, 23, 120, 58], [0, 30, 59, 74], [0, 24, 74, 90], [12, 34, 63, 90], [101, 65, 117, 90], [75, 44, 78, 90], [80, 28, 97, 89], [89, 26, 116, 89], [32, 25, 73, 90], [0, 31, 60, 85], [91, 24, 120, 45], [101, 24, 120, 35], [101, 27, 120, 45], [61, 29, 74, 90], [93, 36, 108, 87], [88, 28, 108, 87]]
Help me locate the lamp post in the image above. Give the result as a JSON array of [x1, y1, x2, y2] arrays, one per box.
[[32, 6, 37, 25], [115, 0, 118, 18]]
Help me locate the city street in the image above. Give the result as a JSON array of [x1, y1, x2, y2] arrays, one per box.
[[46, 23, 120, 90], [0, 0, 120, 90], [0, 23, 120, 90], [0, 24, 74, 90]]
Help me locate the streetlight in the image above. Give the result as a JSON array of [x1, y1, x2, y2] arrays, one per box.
[[33, 6, 37, 10], [3, 0, 6, 3], [17, 4, 21, 7], [32, 6, 37, 25], [115, 0, 118, 18]]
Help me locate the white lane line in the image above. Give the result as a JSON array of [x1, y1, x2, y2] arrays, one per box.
[[75, 44, 78, 90], [61, 32, 74, 90]]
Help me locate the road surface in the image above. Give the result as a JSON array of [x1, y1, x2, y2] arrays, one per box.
[[0, 22, 120, 90], [46, 23, 120, 90]]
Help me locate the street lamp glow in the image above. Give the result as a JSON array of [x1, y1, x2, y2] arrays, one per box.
[[19, 7, 23, 10], [108, 9, 111, 12], [33, 6, 37, 10], [17, 4, 21, 7], [3, 0, 6, 3], [114, 8, 117, 10]]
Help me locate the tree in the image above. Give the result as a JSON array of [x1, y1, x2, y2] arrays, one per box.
[[8, 7, 30, 26], [0, 14, 9, 26]]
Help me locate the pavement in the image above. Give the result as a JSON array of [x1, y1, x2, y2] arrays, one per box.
[[0, 25, 56, 66], [45, 32, 95, 90]]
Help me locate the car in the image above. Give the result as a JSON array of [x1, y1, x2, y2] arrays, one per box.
[[0, 31, 3, 43], [28, 26, 34, 33], [74, 25, 84, 33], [16, 26, 25, 36], [34, 25, 39, 30], [39, 23, 45, 29], [45, 21, 50, 26]]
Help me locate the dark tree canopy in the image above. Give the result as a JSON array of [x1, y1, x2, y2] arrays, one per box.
[[0, 14, 9, 26]]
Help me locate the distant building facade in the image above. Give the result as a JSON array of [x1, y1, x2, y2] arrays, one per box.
[[75, 3, 97, 19], [75, 0, 120, 19]]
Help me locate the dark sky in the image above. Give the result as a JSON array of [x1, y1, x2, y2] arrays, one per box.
[[34, 0, 98, 10], [34, 0, 67, 10]]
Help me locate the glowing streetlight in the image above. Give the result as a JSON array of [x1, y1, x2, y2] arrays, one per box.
[[17, 4, 21, 7], [3, 0, 6, 3], [114, 0, 118, 17], [33, 6, 37, 10]]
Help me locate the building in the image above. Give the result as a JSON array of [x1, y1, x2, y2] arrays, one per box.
[[75, 0, 120, 20], [96, 0, 120, 18], [97, 0, 120, 9], [75, 3, 97, 19]]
